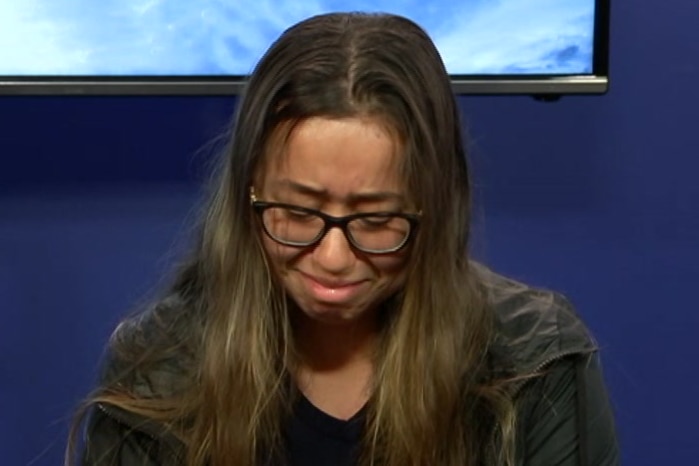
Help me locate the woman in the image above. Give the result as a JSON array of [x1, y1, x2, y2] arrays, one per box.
[[68, 12, 619, 466]]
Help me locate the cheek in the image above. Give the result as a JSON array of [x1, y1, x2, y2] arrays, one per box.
[[261, 235, 279, 260], [261, 235, 300, 273], [370, 253, 410, 285]]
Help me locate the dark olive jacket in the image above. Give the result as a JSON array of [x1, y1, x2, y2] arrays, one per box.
[[80, 269, 619, 465]]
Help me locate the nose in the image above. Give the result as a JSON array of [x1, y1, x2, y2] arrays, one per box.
[[311, 225, 356, 274]]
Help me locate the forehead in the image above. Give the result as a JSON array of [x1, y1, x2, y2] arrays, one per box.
[[259, 116, 405, 200]]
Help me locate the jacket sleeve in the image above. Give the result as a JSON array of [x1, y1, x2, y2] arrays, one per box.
[[515, 353, 620, 466], [80, 406, 165, 466]]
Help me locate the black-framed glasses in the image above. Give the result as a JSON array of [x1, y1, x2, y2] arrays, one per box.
[[251, 198, 420, 254]]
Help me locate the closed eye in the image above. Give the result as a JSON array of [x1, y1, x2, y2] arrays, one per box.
[[354, 215, 395, 229], [284, 208, 317, 222]]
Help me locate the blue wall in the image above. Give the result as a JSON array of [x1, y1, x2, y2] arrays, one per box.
[[1, 1, 698, 464]]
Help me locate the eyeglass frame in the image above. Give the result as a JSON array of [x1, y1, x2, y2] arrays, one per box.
[[250, 195, 421, 254]]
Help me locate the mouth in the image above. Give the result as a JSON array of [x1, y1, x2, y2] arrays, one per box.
[[300, 272, 366, 304]]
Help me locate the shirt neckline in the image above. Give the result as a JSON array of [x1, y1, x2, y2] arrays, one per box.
[[294, 392, 367, 441]]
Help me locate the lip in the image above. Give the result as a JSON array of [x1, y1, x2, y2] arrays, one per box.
[[299, 272, 366, 304]]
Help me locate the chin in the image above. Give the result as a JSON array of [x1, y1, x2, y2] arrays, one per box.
[[293, 298, 372, 326], [304, 303, 361, 323]]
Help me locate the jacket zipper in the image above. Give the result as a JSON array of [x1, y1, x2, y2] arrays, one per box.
[[509, 348, 591, 397]]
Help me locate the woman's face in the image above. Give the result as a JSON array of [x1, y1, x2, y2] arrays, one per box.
[[256, 116, 411, 326]]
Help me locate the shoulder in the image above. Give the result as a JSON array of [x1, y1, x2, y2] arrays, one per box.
[[475, 265, 620, 464], [474, 263, 597, 376], [81, 403, 179, 465], [80, 294, 195, 464], [100, 293, 199, 399]]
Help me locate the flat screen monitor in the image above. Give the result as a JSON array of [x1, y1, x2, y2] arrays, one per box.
[[0, 0, 610, 96]]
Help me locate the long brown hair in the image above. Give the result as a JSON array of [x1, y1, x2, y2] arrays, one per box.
[[68, 12, 516, 466]]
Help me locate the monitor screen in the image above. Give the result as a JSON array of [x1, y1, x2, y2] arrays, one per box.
[[0, 0, 609, 96]]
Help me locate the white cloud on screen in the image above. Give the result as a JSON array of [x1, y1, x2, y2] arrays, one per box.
[[0, 1, 90, 73], [0, 0, 324, 75], [0, 0, 595, 75], [195, 0, 325, 74], [434, 0, 593, 74]]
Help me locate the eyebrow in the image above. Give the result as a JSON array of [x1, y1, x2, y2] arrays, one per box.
[[274, 179, 405, 204]]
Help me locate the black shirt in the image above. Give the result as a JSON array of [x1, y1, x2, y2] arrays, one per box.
[[284, 395, 366, 466]]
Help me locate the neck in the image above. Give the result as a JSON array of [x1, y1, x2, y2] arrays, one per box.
[[291, 308, 380, 419], [293, 309, 380, 372]]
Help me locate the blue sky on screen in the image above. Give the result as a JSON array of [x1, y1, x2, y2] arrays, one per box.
[[0, 0, 594, 76]]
